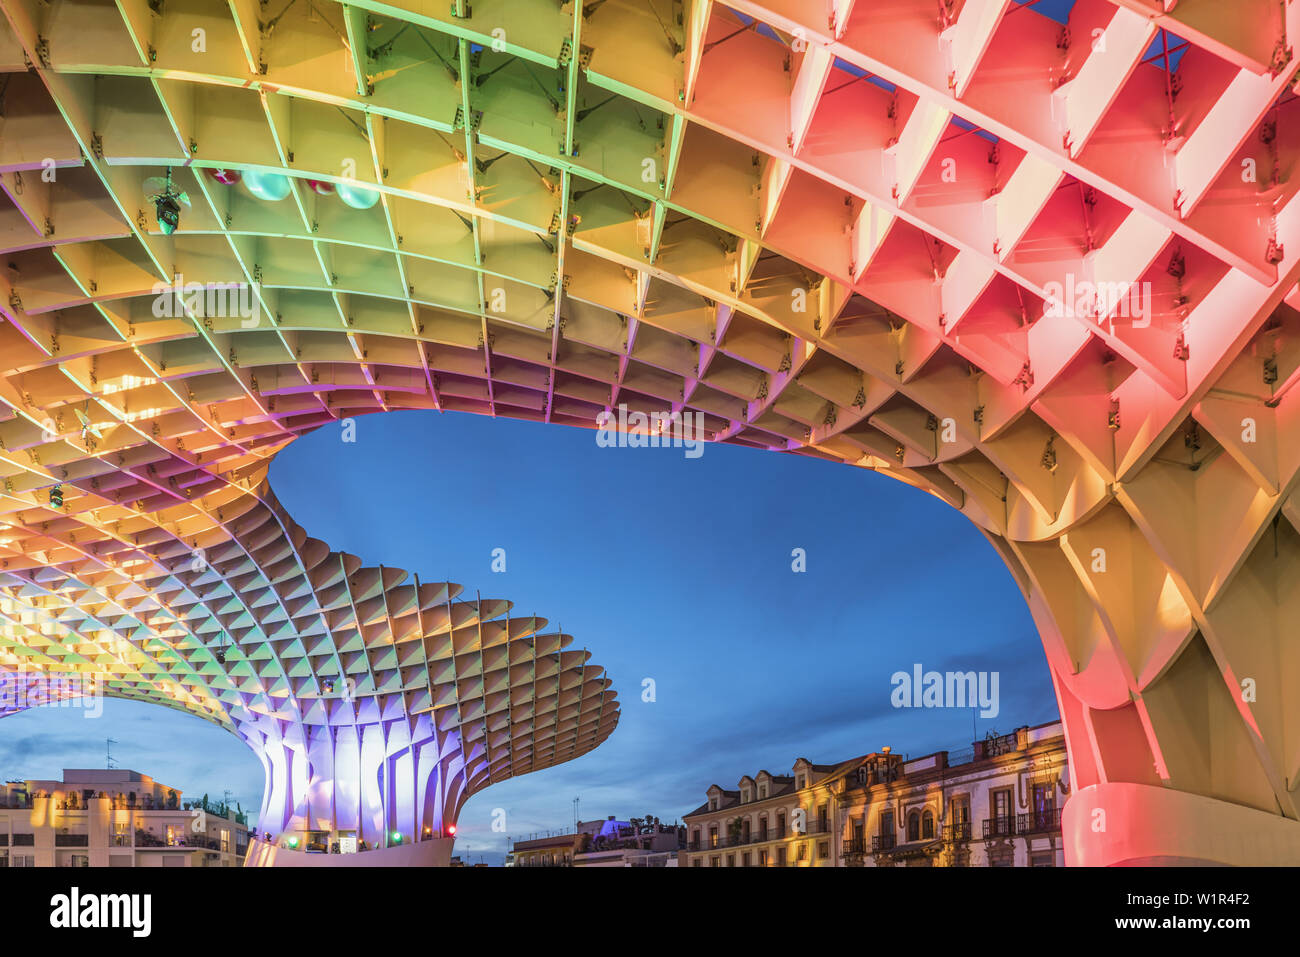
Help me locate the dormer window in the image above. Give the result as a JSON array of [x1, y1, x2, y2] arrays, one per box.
[[741, 787, 750, 803], [758, 784, 767, 799], [709, 797, 717, 811], [796, 775, 805, 790]]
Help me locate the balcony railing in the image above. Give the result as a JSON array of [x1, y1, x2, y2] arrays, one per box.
[[54, 834, 88, 847], [1018, 808, 1062, 833], [982, 816, 1016, 838], [945, 822, 972, 842], [871, 834, 896, 852], [982, 808, 1061, 838]]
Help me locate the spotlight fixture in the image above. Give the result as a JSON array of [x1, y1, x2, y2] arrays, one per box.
[[142, 169, 191, 235], [48, 485, 63, 508], [154, 194, 181, 234]]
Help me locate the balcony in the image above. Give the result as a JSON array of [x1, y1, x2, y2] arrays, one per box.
[[945, 822, 972, 842], [982, 816, 1016, 838], [54, 834, 89, 847], [1018, 808, 1062, 833], [871, 834, 896, 853], [982, 808, 1061, 838]]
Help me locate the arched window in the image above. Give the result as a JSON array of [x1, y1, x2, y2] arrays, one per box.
[[921, 810, 934, 840], [907, 811, 920, 842]]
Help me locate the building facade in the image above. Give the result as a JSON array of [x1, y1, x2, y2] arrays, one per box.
[[681, 722, 1068, 867], [0, 769, 249, 867]]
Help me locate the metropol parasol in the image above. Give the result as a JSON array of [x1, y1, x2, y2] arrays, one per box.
[[0, 0, 1297, 865]]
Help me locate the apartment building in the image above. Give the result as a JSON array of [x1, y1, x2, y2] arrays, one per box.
[[680, 722, 1068, 867], [0, 768, 249, 867]]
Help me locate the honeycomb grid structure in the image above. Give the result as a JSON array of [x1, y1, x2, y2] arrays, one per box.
[[1, 0, 1300, 864]]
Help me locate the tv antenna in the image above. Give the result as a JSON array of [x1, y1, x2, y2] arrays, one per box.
[[106, 737, 118, 769]]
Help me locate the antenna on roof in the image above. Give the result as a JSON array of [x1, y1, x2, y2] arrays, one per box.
[[106, 737, 118, 769]]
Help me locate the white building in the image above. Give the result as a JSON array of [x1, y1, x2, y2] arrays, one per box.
[[0, 769, 250, 867]]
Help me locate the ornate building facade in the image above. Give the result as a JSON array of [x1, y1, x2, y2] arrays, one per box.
[[680, 722, 1067, 867]]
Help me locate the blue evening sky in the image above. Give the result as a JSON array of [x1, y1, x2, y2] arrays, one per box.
[[0, 411, 1057, 864]]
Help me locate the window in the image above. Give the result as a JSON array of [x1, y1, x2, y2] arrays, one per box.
[[796, 775, 805, 789], [741, 852, 751, 867], [758, 849, 768, 866], [797, 843, 808, 861], [741, 787, 750, 803], [922, 810, 935, 840], [727, 854, 735, 867], [818, 803, 828, 832], [1031, 851, 1056, 867], [777, 846, 787, 867], [758, 816, 768, 840], [853, 821, 864, 849], [758, 784, 767, 798], [817, 841, 829, 859], [11, 855, 33, 867], [1032, 783, 1057, 829], [777, 812, 786, 837], [710, 856, 720, 867], [709, 797, 717, 811], [907, 811, 920, 842], [991, 788, 1013, 836], [880, 810, 894, 836], [952, 795, 970, 823], [220, 829, 231, 853], [70, 855, 89, 867], [166, 824, 184, 846], [692, 858, 702, 867], [708, 826, 717, 848]]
